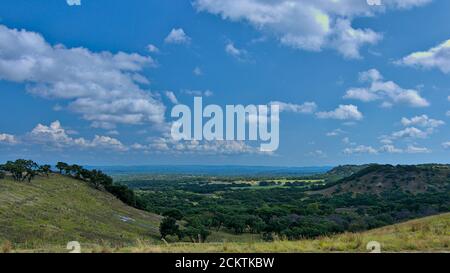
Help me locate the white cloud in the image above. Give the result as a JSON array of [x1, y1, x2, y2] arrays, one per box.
[[147, 44, 160, 53], [225, 42, 247, 60], [405, 145, 431, 154], [397, 39, 450, 73], [379, 144, 403, 154], [270, 101, 317, 114], [344, 145, 378, 155], [193, 66, 203, 76], [442, 142, 450, 149], [344, 69, 429, 107], [391, 127, 428, 139], [133, 137, 266, 155], [0, 133, 17, 144], [29, 121, 127, 151], [66, 0, 81, 6], [193, 0, 430, 58], [401, 115, 444, 128], [0, 25, 166, 130], [165, 91, 179, 104], [164, 28, 191, 44], [326, 128, 345, 137], [309, 150, 327, 158], [316, 104, 363, 121]]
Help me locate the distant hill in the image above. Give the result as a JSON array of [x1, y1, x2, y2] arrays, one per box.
[[92, 165, 332, 176], [324, 164, 373, 181], [0, 174, 161, 249], [318, 164, 450, 195]]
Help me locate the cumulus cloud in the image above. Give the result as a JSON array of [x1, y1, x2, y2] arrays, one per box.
[[316, 105, 363, 121], [29, 121, 127, 151], [442, 142, 450, 149], [405, 145, 431, 154], [397, 39, 450, 73], [270, 101, 317, 114], [345, 143, 431, 155], [0, 25, 166, 130], [380, 115, 444, 144], [66, 0, 81, 6], [344, 145, 378, 155], [193, 0, 431, 58], [147, 44, 160, 53], [225, 42, 248, 60], [132, 137, 266, 155], [401, 115, 444, 128], [0, 133, 17, 144], [344, 69, 429, 107], [164, 28, 191, 44]]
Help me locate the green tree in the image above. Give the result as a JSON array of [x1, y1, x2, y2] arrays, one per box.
[[56, 162, 69, 174], [159, 217, 179, 239]]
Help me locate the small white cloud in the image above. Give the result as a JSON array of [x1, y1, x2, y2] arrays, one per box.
[[165, 91, 179, 104], [0, 133, 17, 144], [147, 44, 160, 53], [270, 101, 317, 114], [225, 42, 247, 60], [391, 127, 428, 139], [344, 69, 429, 108], [316, 105, 363, 121], [193, 66, 203, 76], [401, 115, 444, 128], [397, 39, 450, 73], [164, 28, 191, 44], [344, 145, 378, 155], [29, 121, 127, 151], [405, 145, 431, 154], [379, 144, 403, 154], [326, 129, 345, 137], [66, 0, 81, 6], [442, 142, 450, 149]]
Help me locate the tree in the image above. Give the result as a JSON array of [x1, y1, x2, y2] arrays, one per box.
[[39, 165, 52, 177], [70, 164, 83, 179], [163, 209, 183, 220], [0, 170, 5, 179], [56, 162, 69, 174], [1, 159, 38, 182], [159, 217, 179, 239]]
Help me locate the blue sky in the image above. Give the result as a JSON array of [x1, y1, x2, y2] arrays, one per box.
[[0, 0, 449, 166]]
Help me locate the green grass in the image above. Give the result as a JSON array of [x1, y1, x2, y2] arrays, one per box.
[[118, 213, 449, 253], [0, 175, 161, 250]]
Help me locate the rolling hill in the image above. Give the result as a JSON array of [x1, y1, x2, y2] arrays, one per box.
[[0, 174, 161, 250], [316, 164, 450, 195]]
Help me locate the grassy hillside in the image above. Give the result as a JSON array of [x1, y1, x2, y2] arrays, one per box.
[[0, 174, 161, 250], [119, 213, 450, 253]]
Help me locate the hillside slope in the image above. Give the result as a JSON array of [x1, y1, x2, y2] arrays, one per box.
[[0, 174, 161, 249], [316, 164, 450, 195], [121, 213, 450, 253]]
